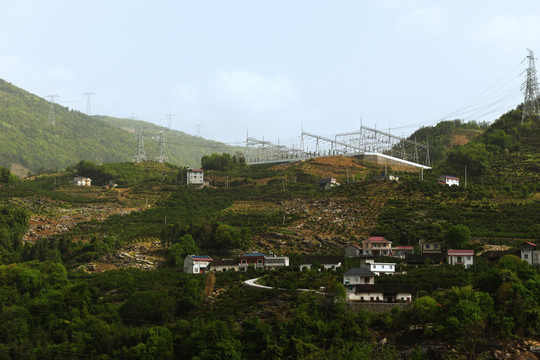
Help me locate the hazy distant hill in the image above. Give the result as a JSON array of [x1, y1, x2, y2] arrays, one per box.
[[0, 79, 238, 175]]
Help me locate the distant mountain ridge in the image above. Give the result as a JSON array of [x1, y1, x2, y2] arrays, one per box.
[[0, 79, 237, 174]]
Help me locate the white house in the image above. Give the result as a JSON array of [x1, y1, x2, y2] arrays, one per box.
[[184, 255, 213, 274], [343, 268, 375, 286], [349, 284, 412, 303], [447, 249, 474, 269], [367, 261, 396, 276], [187, 169, 204, 186], [209, 259, 239, 272], [438, 175, 460, 186], [71, 176, 92, 186], [263, 255, 290, 270], [299, 256, 342, 270], [521, 242, 540, 266]]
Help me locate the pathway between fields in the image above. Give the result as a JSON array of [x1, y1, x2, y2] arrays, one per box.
[[244, 277, 323, 294]]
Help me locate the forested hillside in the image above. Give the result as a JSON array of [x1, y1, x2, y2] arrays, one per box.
[[404, 119, 488, 165], [0, 79, 237, 174], [0, 101, 538, 358]]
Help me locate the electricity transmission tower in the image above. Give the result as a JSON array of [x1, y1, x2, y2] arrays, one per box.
[[134, 126, 147, 163], [130, 113, 136, 132], [47, 95, 60, 125], [155, 131, 168, 163], [166, 114, 174, 130], [155, 114, 174, 163], [195, 124, 202, 137], [83, 92, 95, 115], [522, 48, 540, 123]]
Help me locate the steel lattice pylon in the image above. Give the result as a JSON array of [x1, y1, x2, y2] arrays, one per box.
[[522, 48, 540, 123]]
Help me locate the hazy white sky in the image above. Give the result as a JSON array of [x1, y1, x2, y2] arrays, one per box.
[[1, 0, 539, 146]]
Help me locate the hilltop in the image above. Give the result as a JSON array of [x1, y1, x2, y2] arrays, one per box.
[[0, 79, 238, 175]]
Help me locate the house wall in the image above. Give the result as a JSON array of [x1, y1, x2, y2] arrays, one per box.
[[264, 256, 289, 269], [422, 242, 442, 254], [343, 275, 374, 285], [521, 247, 539, 266], [396, 292, 412, 302], [351, 291, 384, 302], [300, 263, 341, 270], [210, 265, 239, 272], [187, 171, 204, 185], [370, 263, 395, 275], [344, 246, 361, 257], [447, 255, 474, 268]]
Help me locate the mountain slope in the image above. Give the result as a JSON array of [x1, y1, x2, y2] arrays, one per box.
[[0, 79, 237, 173]]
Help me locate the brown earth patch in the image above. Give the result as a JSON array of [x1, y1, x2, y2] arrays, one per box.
[[449, 134, 471, 147]]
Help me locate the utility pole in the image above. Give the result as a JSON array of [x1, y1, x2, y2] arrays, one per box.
[[46, 95, 60, 125], [522, 48, 540, 124], [83, 92, 95, 115]]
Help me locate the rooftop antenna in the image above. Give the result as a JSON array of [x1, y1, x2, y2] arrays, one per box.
[[83, 92, 95, 115], [47, 94, 60, 125], [522, 48, 540, 124]]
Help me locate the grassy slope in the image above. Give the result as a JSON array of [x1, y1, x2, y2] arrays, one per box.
[[0, 79, 239, 173]]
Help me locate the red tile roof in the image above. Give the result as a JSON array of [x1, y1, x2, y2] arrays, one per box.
[[447, 249, 474, 256], [367, 236, 389, 242]]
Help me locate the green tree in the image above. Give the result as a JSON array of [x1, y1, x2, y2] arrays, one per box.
[[119, 291, 175, 324], [447, 142, 492, 176], [144, 326, 173, 360], [167, 234, 200, 267], [444, 224, 471, 249], [412, 296, 439, 324]]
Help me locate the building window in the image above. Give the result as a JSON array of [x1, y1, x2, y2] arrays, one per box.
[[434, 244, 439, 249], [241, 259, 247, 264], [457, 256, 462, 263], [524, 254, 529, 259]]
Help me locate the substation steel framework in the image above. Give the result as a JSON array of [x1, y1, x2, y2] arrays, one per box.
[[244, 126, 431, 167]]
